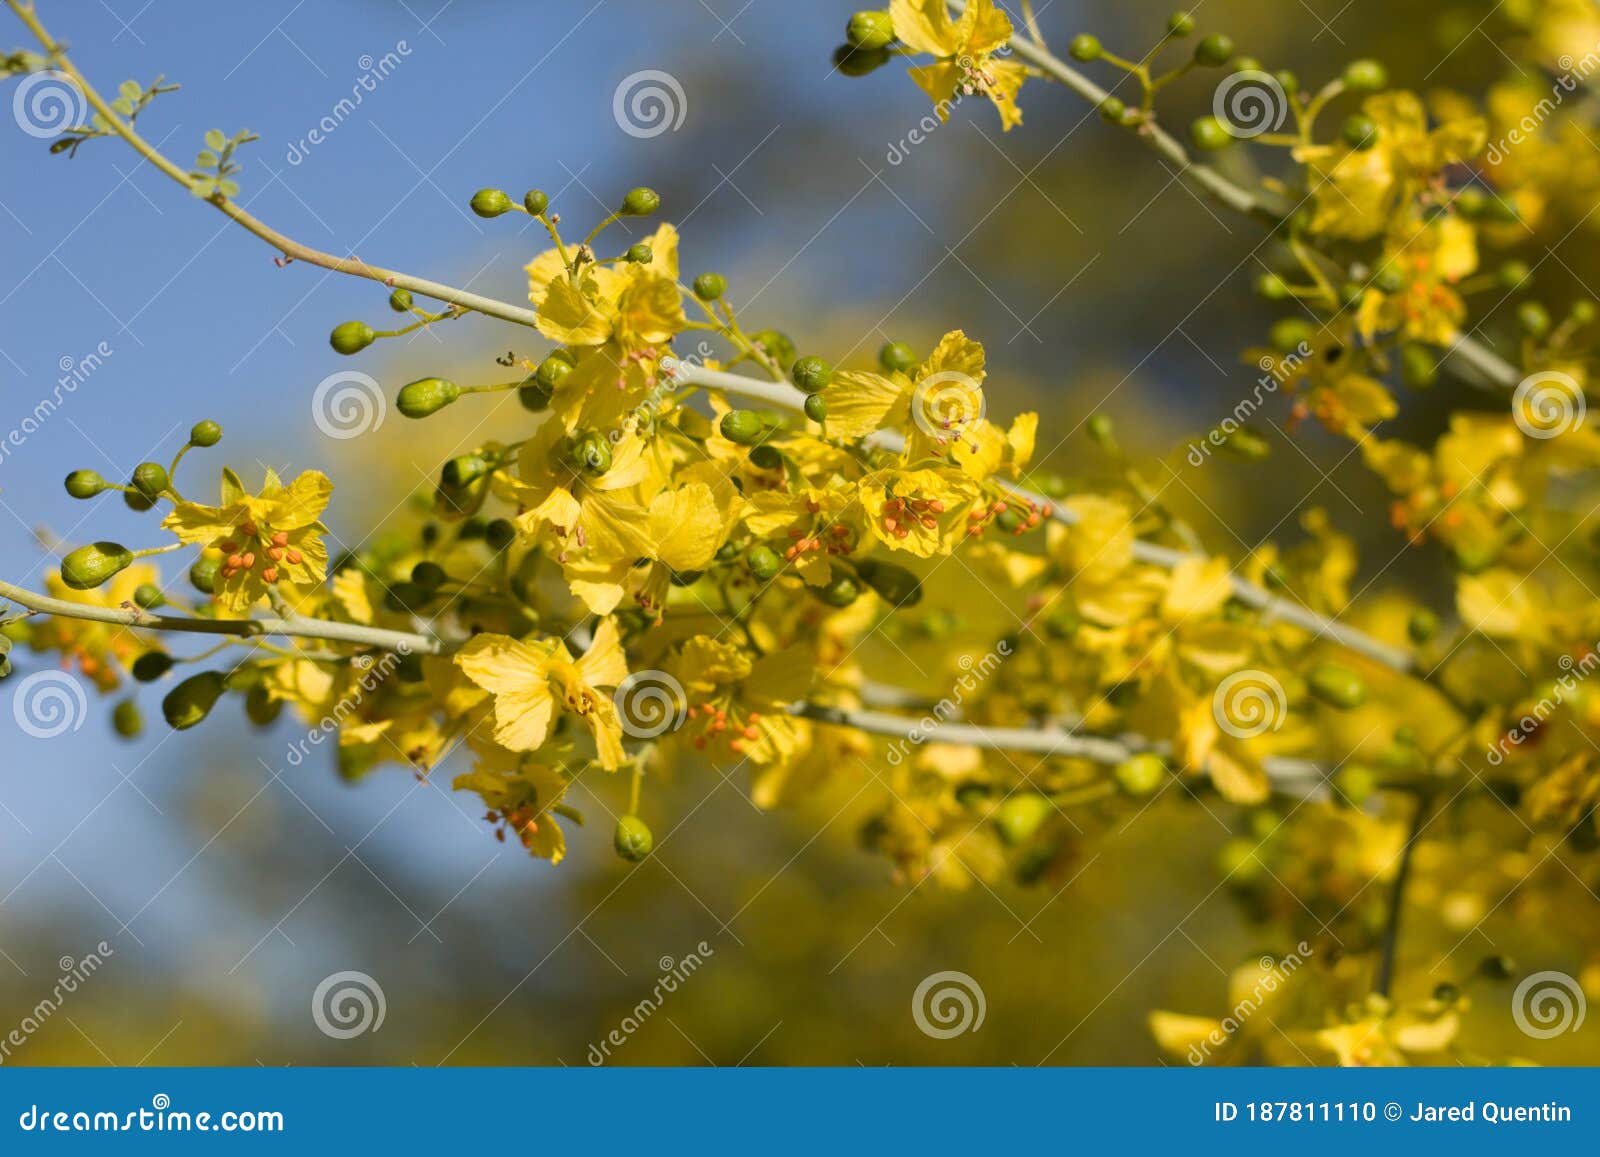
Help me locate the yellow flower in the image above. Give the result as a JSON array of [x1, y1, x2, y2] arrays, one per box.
[[669, 635, 811, 764], [858, 465, 982, 558], [1356, 215, 1477, 345], [525, 223, 685, 354], [453, 742, 575, 863], [454, 618, 630, 770], [891, 0, 1026, 130], [162, 468, 332, 614]]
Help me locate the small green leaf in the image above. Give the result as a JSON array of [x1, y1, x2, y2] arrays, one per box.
[[195, 149, 217, 168], [111, 96, 134, 115], [204, 128, 225, 150], [217, 179, 240, 198], [190, 176, 216, 198], [118, 79, 140, 98]]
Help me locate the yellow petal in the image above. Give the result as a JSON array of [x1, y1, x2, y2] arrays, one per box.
[[576, 617, 629, 689], [889, 0, 960, 55]]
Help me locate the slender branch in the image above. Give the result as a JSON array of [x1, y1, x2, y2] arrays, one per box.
[[1372, 790, 1436, 998], [662, 357, 1416, 673]]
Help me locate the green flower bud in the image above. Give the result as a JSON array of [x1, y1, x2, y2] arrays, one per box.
[[1256, 273, 1290, 301], [791, 355, 832, 393], [1114, 753, 1166, 795], [1230, 56, 1262, 74], [132, 461, 169, 500], [1307, 661, 1368, 709], [112, 698, 143, 739], [846, 10, 895, 50], [523, 188, 550, 216], [536, 352, 576, 390], [1433, 981, 1461, 1005], [1407, 608, 1438, 643], [1517, 300, 1551, 337], [567, 431, 613, 476], [692, 272, 727, 301], [1399, 343, 1437, 389], [469, 188, 513, 218], [411, 561, 448, 590], [388, 288, 414, 312], [486, 518, 517, 551], [878, 341, 917, 373], [620, 187, 660, 216], [64, 469, 106, 499], [60, 541, 133, 590], [189, 420, 222, 448], [748, 443, 783, 471], [1373, 265, 1405, 294], [1570, 298, 1597, 326], [1335, 763, 1378, 806], [803, 393, 828, 423], [816, 570, 860, 608], [245, 682, 282, 726], [1098, 96, 1127, 124], [131, 651, 174, 682], [1190, 116, 1232, 151], [1478, 954, 1515, 981], [746, 544, 782, 582], [397, 377, 461, 419], [995, 508, 1023, 532], [855, 559, 922, 607], [624, 242, 653, 264], [1274, 69, 1300, 96], [1068, 33, 1101, 61], [1194, 33, 1234, 67], [752, 329, 797, 368], [1086, 413, 1115, 448], [518, 380, 553, 412], [833, 44, 892, 77], [189, 556, 220, 595], [330, 320, 376, 356], [162, 670, 226, 731], [1167, 10, 1196, 36], [1342, 58, 1388, 92], [132, 583, 164, 610], [124, 490, 155, 513], [994, 794, 1052, 846], [441, 451, 490, 488], [614, 814, 654, 862], [720, 409, 766, 445], [1269, 317, 1315, 353], [1341, 114, 1379, 150]]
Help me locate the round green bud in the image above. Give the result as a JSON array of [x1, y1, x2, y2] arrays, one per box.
[[60, 541, 133, 590], [132, 651, 174, 682], [64, 469, 106, 500], [803, 393, 828, 423], [1231, 55, 1262, 74], [469, 188, 513, 218], [1338, 280, 1366, 308], [1086, 413, 1115, 448], [568, 431, 613, 476], [624, 243, 653, 264], [329, 320, 376, 356], [1570, 298, 1598, 326], [1335, 763, 1378, 806], [1400, 343, 1438, 389], [123, 489, 155, 513], [1517, 300, 1551, 338], [1307, 662, 1368, 710], [856, 558, 923, 608], [720, 409, 766, 445], [995, 508, 1023, 533], [112, 698, 143, 739], [748, 443, 783, 471], [817, 571, 860, 608], [397, 377, 461, 419], [518, 380, 553, 412], [1373, 264, 1405, 294], [1098, 96, 1127, 124], [245, 682, 283, 727], [692, 272, 727, 301], [535, 353, 576, 391], [161, 670, 226, 731], [752, 329, 797, 368], [387, 288, 414, 313], [1255, 272, 1289, 301], [1341, 115, 1379, 150], [132, 461, 169, 500], [1274, 69, 1300, 96], [620, 187, 660, 217], [1114, 753, 1166, 796], [994, 794, 1052, 846], [1407, 608, 1439, 643], [189, 556, 220, 595], [189, 420, 222, 448], [1342, 58, 1388, 92], [1269, 317, 1316, 353], [132, 583, 164, 610], [833, 44, 892, 77], [1194, 33, 1234, 67], [1068, 33, 1101, 61], [523, 188, 550, 216], [846, 10, 895, 51], [791, 355, 832, 394], [878, 341, 917, 373], [613, 814, 654, 862], [485, 519, 516, 551], [1434, 981, 1461, 1005], [411, 561, 448, 590], [1167, 10, 1196, 36], [1190, 116, 1233, 152], [441, 452, 490, 488], [1478, 954, 1515, 981], [746, 544, 782, 582]]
